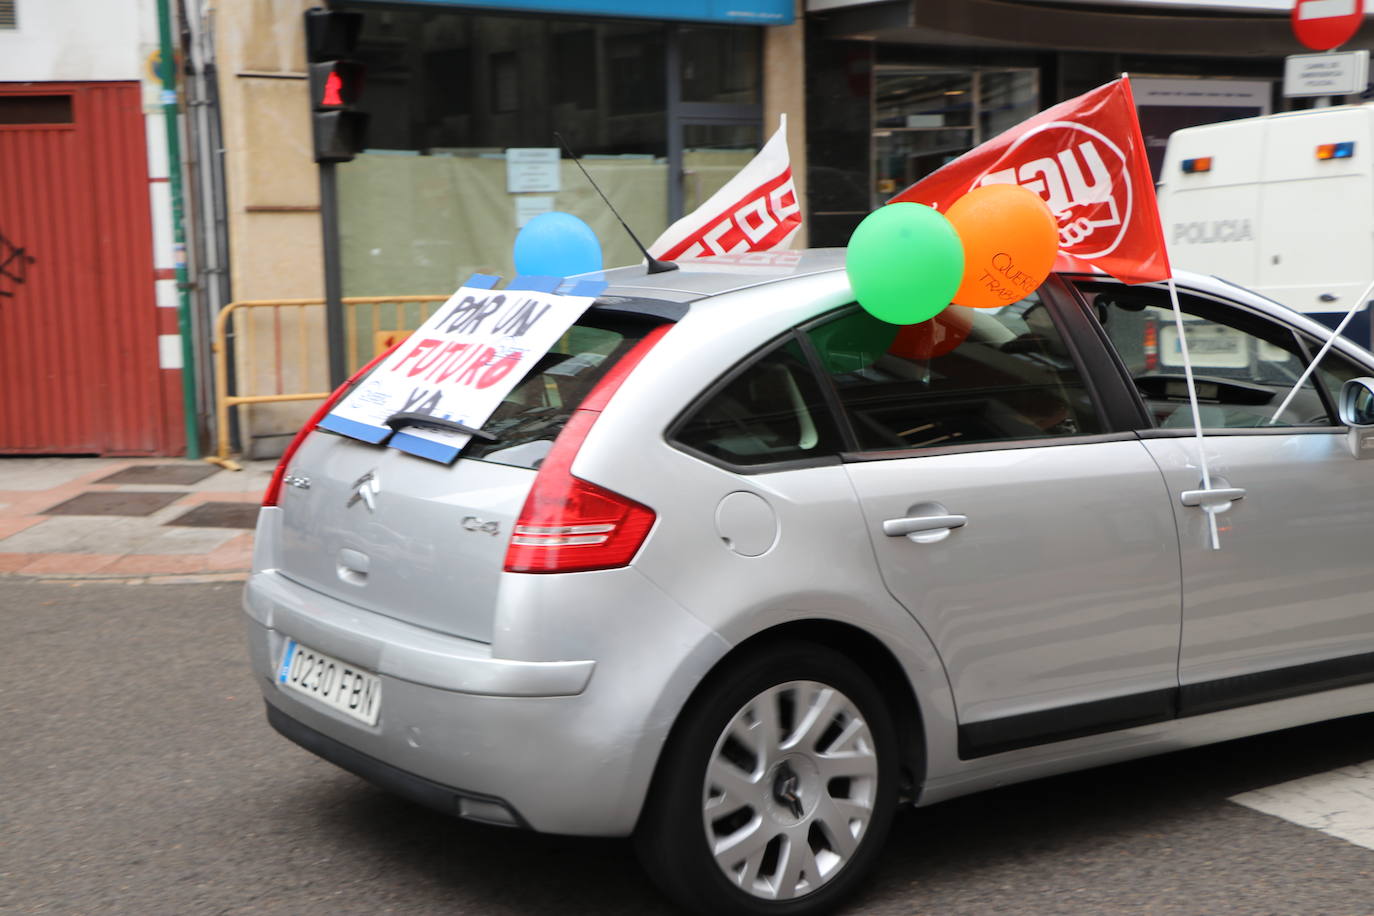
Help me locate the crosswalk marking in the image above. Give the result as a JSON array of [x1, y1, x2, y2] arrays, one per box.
[[1230, 760, 1374, 851]]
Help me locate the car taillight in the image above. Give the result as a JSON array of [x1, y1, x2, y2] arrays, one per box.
[[1143, 319, 1159, 371], [504, 324, 671, 574], [262, 345, 399, 507]]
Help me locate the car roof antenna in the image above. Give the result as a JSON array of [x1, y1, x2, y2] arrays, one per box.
[[554, 131, 678, 275]]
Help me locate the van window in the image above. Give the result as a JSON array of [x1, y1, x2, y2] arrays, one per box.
[[673, 338, 845, 467], [807, 296, 1103, 451]]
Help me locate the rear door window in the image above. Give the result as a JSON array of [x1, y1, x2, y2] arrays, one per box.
[[805, 295, 1104, 451]]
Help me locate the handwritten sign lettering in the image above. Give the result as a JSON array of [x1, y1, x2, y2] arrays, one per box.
[[320, 284, 595, 463]]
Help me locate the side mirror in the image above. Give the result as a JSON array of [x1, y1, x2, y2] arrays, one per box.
[[1339, 377, 1374, 458]]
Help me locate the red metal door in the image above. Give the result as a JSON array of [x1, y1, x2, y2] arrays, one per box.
[[0, 82, 181, 455]]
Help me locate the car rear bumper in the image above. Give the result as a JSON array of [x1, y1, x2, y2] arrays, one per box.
[[243, 566, 729, 836], [264, 701, 532, 828]]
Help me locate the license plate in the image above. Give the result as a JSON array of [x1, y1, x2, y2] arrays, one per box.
[[278, 640, 382, 726], [1189, 334, 1240, 354], [1161, 323, 1246, 368]]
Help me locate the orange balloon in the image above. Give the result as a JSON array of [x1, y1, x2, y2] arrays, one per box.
[[945, 184, 1059, 309]]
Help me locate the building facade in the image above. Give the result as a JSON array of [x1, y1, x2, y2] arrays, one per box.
[[9, 0, 1351, 456]]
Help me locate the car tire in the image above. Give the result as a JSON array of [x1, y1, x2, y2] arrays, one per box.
[[634, 641, 899, 916]]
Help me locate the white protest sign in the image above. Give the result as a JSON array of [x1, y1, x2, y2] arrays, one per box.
[[320, 284, 596, 463]]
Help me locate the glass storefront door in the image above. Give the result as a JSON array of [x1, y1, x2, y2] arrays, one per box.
[[872, 67, 1038, 207]]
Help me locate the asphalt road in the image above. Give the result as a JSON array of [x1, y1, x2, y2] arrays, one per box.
[[6, 577, 1374, 915]]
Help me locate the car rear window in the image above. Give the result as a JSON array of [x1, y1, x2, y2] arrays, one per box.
[[461, 311, 667, 469], [324, 310, 667, 470]]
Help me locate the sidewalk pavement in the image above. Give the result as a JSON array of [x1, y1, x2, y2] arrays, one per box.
[[0, 456, 278, 583]]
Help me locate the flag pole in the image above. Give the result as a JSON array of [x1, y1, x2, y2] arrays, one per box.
[[1267, 276, 1374, 424], [1166, 276, 1221, 550], [1144, 72, 1217, 549]]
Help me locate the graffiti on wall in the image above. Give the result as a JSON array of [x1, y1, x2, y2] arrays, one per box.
[[0, 232, 34, 298]]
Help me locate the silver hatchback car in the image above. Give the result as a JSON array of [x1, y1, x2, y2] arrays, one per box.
[[244, 249, 1374, 916]]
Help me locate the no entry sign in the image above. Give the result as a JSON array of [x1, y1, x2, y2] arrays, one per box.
[[1292, 0, 1365, 51]]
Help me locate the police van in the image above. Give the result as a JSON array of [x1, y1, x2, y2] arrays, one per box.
[[1157, 103, 1374, 347]]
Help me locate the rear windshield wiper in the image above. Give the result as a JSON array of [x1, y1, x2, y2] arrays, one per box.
[[384, 412, 501, 443]]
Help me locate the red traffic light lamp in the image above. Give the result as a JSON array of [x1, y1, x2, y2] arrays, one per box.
[[323, 69, 343, 107], [309, 60, 365, 110]]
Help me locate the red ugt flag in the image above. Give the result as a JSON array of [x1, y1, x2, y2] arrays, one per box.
[[890, 78, 1170, 285]]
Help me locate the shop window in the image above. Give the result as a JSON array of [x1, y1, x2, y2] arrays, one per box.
[[680, 26, 761, 105], [874, 129, 973, 197], [333, 4, 758, 297], [608, 31, 666, 116], [553, 29, 597, 109], [875, 71, 973, 129], [490, 51, 519, 113], [337, 7, 675, 294], [980, 70, 1038, 139], [424, 48, 472, 119], [683, 122, 761, 214]]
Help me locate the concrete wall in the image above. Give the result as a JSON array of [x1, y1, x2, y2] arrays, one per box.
[[764, 0, 807, 247], [0, 0, 154, 82], [214, 0, 322, 302], [212, 0, 328, 450]]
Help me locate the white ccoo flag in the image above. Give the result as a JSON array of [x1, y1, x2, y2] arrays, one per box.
[[648, 116, 802, 260]]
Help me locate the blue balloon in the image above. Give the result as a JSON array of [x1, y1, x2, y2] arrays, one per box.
[[512, 211, 603, 277]]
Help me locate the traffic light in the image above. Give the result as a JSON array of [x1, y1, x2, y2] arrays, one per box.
[[305, 8, 368, 163]]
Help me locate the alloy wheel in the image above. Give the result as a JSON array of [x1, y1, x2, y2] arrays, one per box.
[[700, 679, 880, 901]]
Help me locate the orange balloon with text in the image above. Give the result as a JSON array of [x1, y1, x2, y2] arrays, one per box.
[[945, 184, 1059, 309]]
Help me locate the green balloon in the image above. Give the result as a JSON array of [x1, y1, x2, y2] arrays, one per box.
[[845, 203, 965, 325]]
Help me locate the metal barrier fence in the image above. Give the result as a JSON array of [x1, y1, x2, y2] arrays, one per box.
[[208, 294, 449, 468]]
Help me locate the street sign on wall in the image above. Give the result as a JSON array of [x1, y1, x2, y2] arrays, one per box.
[[344, 0, 792, 25], [1291, 0, 1365, 51]]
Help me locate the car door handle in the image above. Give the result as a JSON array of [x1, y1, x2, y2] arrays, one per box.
[[1179, 487, 1246, 508], [882, 514, 968, 537]]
